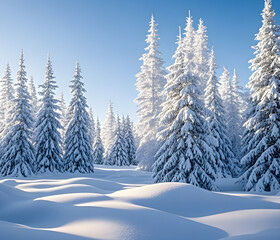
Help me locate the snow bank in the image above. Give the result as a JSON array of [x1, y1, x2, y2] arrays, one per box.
[[0, 165, 279, 240]]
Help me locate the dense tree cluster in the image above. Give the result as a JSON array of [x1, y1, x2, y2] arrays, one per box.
[[137, 0, 280, 191]]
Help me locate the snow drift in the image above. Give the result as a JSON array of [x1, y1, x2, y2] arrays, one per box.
[[0, 165, 279, 240]]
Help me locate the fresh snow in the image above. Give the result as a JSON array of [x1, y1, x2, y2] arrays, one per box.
[[0, 165, 279, 240]]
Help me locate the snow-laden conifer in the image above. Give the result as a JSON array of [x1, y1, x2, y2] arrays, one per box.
[[102, 101, 116, 159], [194, 19, 210, 95], [93, 118, 104, 164], [89, 106, 95, 146], [58, 92, 67, 143], [240, 0, 280, 191], [219, 67, 240, 175], [28, 76, 39, 120], [109, 116, 128, 166], [0, 52, 35, 177], [204, 49, 234, 178], [124, 115, 136, 165], [135, 15, 166, 171], [34, 55, 63, 173], [64, 62, 94, 173], [153, 15, 217, 191], [0, 64, 15, 139]]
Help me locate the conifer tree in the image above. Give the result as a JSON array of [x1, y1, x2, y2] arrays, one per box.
[[153, 15, 217, 191], [64, 62, 94, 173], [0, 52, 35, 177], [219, 67, 240, 175], [240, 0, 280, 191], [0, 64, 15, 139], [124, 115, 136, 165], [34, 55, 63, 173], [109, 116, 128, 166], [28, 76, 39, 120], [135, 15, 166, 171], [102, 101, 116, 159], [93, 118, 104, 164], [204, 49, 234, 177], [194, 18, 210, 95], [231, 69, 245, 158], [89, 106, 95, 146], [58, 92, 67, 143]]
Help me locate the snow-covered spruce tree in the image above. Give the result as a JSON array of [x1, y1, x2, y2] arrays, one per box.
[[102, 101, 116, 160], [153, 15, 217, 191], [194, 18, 210, 95], [204, 49, 234, 178], [27, 76, 39, 120], [135, 15, 166, 171], [93, 118, 104, 164], [124, 115, 136, 165], [219, 67, 240, 176], [64, 62, 94, 173], [231, 69, 246, 159], [240, 0, 280, 192], [0, 64, 15, 139], [0, 52, 35, 177], [34, 55, 63, 173], [58, 92, 68, 143], [89, 106, 95, 146], [109, 116, 128, 166]]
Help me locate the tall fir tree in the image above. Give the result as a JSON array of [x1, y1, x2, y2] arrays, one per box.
[[102, 101, 116, 160], [27, 76, 39, 121], [231, 69, 245, 159], [135, 15, 166, 171], [89, 106, 95, 146], [64, 62, 94, 173], [109, 116, 129, 166], [34, 55, 63, 173], [153, 15, 217, 191], [124, 115, 136, 165], [204, 49, 234, 178], [240, 0, 280, 191], [58, 92, 67, 143], [194, 18, 210, 95], [0, 52, 35, 177], [93, 118, 104, 164], [219, 67, 240, 176], [0, 64, 15, 139]]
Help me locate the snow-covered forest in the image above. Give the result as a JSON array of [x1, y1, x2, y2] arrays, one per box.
[[0, 0, 278, 192], [0, 0, 280, 239]]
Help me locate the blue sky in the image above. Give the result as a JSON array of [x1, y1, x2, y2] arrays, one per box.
[[0, 0, 279, 122]]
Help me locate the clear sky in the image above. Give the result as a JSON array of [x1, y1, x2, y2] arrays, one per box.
[[0, 0, 279, 123]]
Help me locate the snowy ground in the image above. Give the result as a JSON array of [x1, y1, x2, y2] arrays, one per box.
[[0, 165, 280, 240]]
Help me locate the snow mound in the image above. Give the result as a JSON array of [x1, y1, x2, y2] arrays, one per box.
[[0, 165, 279, 240]]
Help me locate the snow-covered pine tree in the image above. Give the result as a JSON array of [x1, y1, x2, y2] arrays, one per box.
[[28, 76, 39, 117], [153, 15, 217, 191], [93, 118, 104, 164], [89, 106, 95, 146], [194, 18, 210, 95], [219, 67, 240, 176], [102, 101, 116, 160], [240, 0, 280, 192], [34, 55, 63, 173], [109, 116, 128, 166], [64, 62, 94, 173], [0, 64, 15, 139], [135, 15, 166, 171], [231, 69, 245, 159], [204, 48, 234, 178], [0, 52, 35, 177], [58, 92, 67, 143], [124, 115, 136, 165]]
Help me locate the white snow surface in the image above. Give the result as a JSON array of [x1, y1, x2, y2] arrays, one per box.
[[0, 165, 279, 240]]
